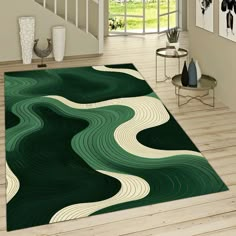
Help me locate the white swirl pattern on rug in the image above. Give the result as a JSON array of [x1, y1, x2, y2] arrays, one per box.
[[46, 95, 202, 158], [6, 163, 20, 203], [50, 170, 150, 222], [92, 66, 145, 80]]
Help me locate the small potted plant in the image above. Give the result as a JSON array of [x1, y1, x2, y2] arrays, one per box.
[[109, 17, 125, 31], [166, 27, 180, 52]]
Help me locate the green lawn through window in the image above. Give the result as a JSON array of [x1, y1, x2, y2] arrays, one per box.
[[109, 0, 178, 32]]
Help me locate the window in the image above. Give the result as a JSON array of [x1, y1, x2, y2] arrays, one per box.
[[109, 0, 180, 35]]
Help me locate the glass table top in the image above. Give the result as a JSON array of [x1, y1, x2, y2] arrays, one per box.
[[156, 47, 188, 58]]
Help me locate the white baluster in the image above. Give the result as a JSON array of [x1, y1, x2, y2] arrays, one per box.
[[98, 0, 104, 53], [75, 0, 79, 27], [86, 0, 89, 33], [54, 0, 57, 14], [65, 0, 68, 21], [43, 0, 46, 8]]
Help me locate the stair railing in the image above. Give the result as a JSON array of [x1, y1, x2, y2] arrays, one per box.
[[39, 0, 104, 53]]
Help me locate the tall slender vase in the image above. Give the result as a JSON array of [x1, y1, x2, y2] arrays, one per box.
[[19, 17, 35, 64], [188, 59, 198, 87], [181, 61, 189, 87], [195, 60, 202, 81], [52, 26, 66, 62]]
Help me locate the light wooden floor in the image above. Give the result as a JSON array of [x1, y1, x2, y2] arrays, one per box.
[[1, 33, 236, 236]]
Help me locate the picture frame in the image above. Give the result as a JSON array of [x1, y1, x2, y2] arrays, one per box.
[[219, 0, 236, 42], [196, 0, 214, 32]]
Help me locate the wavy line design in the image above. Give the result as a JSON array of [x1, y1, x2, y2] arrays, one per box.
[[6, 163, 20, 203], [47, 95, 202, 158], [4, 64, 228, 231], [50, 170, 150, 222], [92, 66, 145, 80], [6, 98, 44, 152]]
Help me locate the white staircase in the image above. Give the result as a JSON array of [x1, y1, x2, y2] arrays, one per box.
[[34, 0, 104, 53]]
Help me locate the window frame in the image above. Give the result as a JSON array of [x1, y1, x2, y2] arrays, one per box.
[[109, 0, 180, 35]]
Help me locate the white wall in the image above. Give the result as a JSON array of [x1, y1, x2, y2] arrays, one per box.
[[188, 1, 236, 111]]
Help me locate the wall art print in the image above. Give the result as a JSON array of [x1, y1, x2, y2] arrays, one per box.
[[219, 0, 236, 42], [196, 0, 214, 32]]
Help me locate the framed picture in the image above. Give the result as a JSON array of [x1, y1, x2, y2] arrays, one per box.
[[219, 0, 236, 42], [196, 0, 214, 32]]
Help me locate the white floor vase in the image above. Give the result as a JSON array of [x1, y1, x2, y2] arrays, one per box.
[[19, 17, 35, 64], [52, 26, 66, 62]]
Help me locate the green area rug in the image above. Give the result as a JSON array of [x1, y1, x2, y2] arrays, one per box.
[[5, 64, 228, 231]]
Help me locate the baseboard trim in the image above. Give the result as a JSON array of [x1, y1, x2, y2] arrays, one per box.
[[0, 53, 102, 72]]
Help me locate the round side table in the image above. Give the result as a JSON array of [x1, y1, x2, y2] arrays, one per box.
[[172, 74, 217, 107], [155, 47, 188, 82]]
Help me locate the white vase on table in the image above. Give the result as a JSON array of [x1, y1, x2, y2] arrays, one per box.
[[166, 41, 180, 55], [166, 41, 180, 51], [194, 60, 202, 81], [19, 17, 35, 64], [52, 26, 66, 62]]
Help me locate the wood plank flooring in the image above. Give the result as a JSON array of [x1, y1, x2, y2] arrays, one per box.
[[0, 33, 236, 235]]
